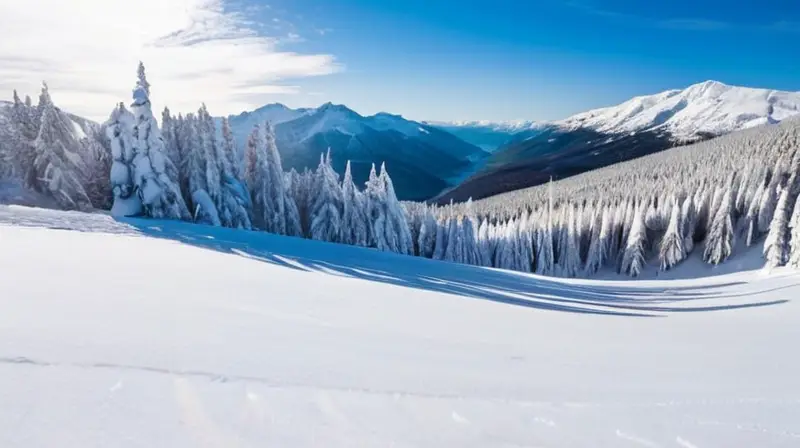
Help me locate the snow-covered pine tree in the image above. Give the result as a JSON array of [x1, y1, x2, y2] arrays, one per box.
[[680, 193, 697, 255], [172, 114, 192, 206], [703, 179, 736, 265], [4, 90, 37, 184], [432, 216, 449, 260], [161, 107, 180, 171], [558, 204, 582, 277], [462, 214, 481, 266], [379, 163, 414, 255], [309, 152, 344, 242], [197, 105, 223, 218], [516, 210, 534, 271], [610, 200, 627, 259], [82, 133, 113, 210], [758, 160, 784, 234], [265, 121, 302, 236], [620, 202, 648, 277], [619, 198, 636, 255], [692, 185, 712, 242], [476, 218, 492, 266], [443, 216, 461, 263], [287, 168, 314, 236], [365, 163, 390, 251], [764, 173, 797, 268], [417, 206, 438, 259], [30, 83, 92, 210], [340, 160, 370, 246], [743, 178, 765, 246], [585, 202, 610, 275], [493, 221, 510, 269], [787, 193, 800, 268], [535, 181, 555, 275], [106, 102, 141, 216], [129, 63, 190, 220], [207, 114, 251, 230], [221, 117, 241, 179], [659, 195, 686, 270]]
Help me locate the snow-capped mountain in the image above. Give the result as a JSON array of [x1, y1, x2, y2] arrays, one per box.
[[438, 81, 800, 203], [557, 80, 800, 138], [227, 103, 488, 201], [426, 120, 546, 152]]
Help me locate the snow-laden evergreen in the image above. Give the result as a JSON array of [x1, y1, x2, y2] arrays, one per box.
[[244, 122, 299, 235], [30, 83, 92, 211], [340, 161, 370, 247], [129, 63, 189, 220], [105, 103, 141, 216], [309, 152, 344, 243]]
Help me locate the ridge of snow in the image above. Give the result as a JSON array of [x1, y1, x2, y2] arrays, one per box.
[[557, 80, 800, 137]]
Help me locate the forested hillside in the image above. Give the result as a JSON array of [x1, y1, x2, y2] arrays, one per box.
[[418, 117, 800, 276]]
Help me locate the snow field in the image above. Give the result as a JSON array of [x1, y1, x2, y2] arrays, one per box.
[[1, 206, 799, 447]]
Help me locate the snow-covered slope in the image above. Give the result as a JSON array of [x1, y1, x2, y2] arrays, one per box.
[[1, 205, 799, 447], [558, 80, 800, 138]]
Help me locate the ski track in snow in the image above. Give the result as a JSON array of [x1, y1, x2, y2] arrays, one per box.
[[1, 205, 799, 447]]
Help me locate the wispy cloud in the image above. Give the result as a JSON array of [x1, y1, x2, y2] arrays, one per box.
[[565, 1, 794, 33], [0, 0, 342, 120]]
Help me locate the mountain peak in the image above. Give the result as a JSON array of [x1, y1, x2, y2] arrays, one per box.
[[317, 102, 356, 114], [694, 80, 727, 89]]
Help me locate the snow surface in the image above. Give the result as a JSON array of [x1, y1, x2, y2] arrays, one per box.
[[558, 80, 800, 137], [1, 205, 799, 447]]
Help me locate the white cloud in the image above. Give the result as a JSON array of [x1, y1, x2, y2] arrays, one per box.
[[0, 0, 341, 121]]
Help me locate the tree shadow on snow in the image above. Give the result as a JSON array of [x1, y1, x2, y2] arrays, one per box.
[[120, 218, 792, 318]]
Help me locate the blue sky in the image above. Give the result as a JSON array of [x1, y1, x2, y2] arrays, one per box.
[[6, 0, 795, 122], [254, 0, 800, 122]]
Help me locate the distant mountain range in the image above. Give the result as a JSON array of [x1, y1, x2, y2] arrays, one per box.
[[436, 80, 800, 203], [226, 103, 488, 201]]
